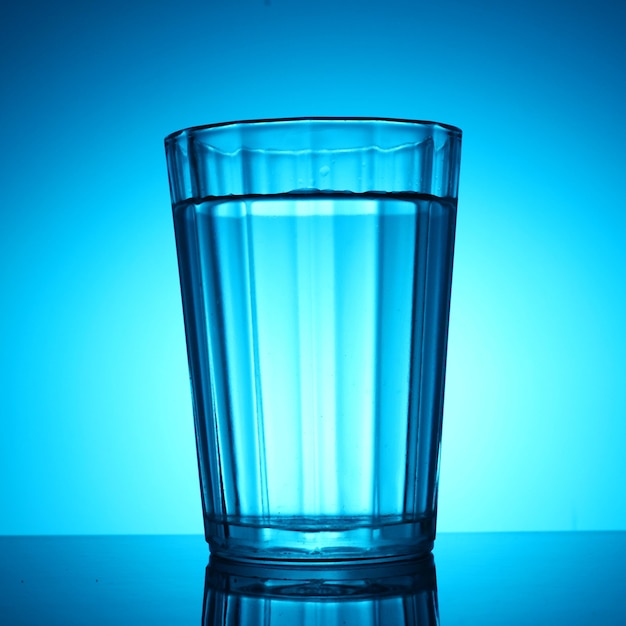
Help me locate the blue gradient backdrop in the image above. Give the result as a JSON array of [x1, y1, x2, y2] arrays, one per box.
[[1, 0, 625, 535]]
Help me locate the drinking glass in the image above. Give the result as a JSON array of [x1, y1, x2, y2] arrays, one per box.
[[165, 117, 462, 562]]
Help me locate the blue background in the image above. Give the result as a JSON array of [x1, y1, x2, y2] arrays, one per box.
[[1, 0, 625, 535]]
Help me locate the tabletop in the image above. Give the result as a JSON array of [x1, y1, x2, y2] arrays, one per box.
[[1, 532, 624, 625]]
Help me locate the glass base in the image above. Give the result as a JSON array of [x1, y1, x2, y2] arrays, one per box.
[[204, 515, 435, 564]]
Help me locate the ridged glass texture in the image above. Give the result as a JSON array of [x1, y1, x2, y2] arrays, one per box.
[[165, 118, 462, 562], [203, 556, 439, 626]]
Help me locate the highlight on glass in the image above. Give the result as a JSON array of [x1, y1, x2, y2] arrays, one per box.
[[165, 117, 462, 562]]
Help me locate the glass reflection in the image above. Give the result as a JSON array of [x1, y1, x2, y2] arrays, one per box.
[[202, 556, 438, 625]]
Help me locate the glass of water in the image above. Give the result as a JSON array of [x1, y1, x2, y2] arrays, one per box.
[[165, 118, 462, 563]]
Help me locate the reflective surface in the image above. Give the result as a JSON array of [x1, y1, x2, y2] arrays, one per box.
[[1, 533, 625, 625], [204, 555, 438, 625]]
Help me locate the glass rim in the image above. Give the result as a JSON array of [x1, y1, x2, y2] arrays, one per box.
[[165, 116, 462, 143]]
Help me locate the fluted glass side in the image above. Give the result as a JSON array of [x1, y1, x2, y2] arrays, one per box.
[[166, 118, 462, 562]]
